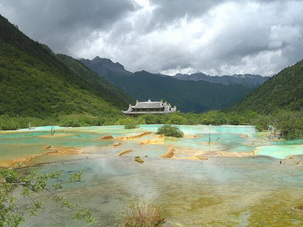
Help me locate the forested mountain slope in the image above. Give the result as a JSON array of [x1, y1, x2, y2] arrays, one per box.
[[81, 58, 255, 112], [99, 70, 254, 112], [0, 14, 132, 117], [230, 60, 303, 114]]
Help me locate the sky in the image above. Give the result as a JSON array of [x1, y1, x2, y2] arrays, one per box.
[[1, 0, 303, 76]]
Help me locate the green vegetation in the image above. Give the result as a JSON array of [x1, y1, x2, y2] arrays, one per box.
[[0, 14, 132, 119], [124, 202, 165, 227], [136, 111, 250, 126], [124, 123, 138, 129], [0, 114, 121, 130], [276, 111, 303, 139], [95, 71, 254, 113], [227, 58, 303, 140], [156, 125, 184, 138], [1, 109, 302, 140], [0, 111, 245, 131], [0, 168, 95, 226], [251, 111, 303, 140], [230, 60, 303, 114]]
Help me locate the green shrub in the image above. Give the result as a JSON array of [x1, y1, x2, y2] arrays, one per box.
[[124, 123, 138, 129], [116, 117, 135, 125], [0, 115, 46, 130], [275, 111, 303, 139], [60, 119, 81, 127], [156, 125, 183, 138]]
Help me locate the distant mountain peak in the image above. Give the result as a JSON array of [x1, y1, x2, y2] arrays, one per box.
[[92, 56, 102, 61], [90, 56, 125, 70], [80, 56, 132, 77], [174, 72, 268, 88], [136, 70, 149, 74], [230, 59, 303, 113]]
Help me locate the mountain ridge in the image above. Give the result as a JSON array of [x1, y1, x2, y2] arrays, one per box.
[[80, 56, 132, 78], [229, 59, 303, 113], [0, 14, 132, 117], [174, 72, 269, 88], [80, 56, 268, 88], [81, 58, 255, 112]]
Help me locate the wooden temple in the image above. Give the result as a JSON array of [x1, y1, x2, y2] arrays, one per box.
[[122, 99, 177, 115]]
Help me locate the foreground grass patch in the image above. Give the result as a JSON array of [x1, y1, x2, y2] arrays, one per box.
[[125, 202, 165, 227]]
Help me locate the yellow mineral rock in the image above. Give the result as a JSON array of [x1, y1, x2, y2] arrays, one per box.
[[113, 143, 122, 147], [100, 135, 114, 140], [139, 137, 164, 145], [161, 147, 175, 158], [134, 156, 144, 164], [117, 132, 152, 140], [117, 149, 133, 156]]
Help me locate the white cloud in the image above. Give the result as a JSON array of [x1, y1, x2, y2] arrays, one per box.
[[1, 0, 303, 76]]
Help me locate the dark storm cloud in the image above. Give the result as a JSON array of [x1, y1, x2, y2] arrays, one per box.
[[148, 0, 294, 27], [0, 0, 136, 53], [150, 0, 226, 22], [1, 0, 303, 76]]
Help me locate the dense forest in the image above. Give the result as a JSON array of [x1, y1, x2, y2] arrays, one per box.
[[0, 14, 132, 119], [230, 60, 303, 114], [228, 59, 303, 139]]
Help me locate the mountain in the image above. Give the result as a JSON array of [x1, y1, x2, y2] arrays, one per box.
[[80, 57, 255, 112], [80, 57, 132, 77], [174, 73, 269, 88], [79, 57, 268, 89], [103, 70, 255, 112], [229, 60, 303, 114], [0, 14, 132, 117]]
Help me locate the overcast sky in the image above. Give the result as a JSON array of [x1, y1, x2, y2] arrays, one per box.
[[1, 0, 303, 76]]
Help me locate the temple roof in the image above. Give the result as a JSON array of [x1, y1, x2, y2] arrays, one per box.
[[123, 99, 176, 115], [130, 99, 169, 109], [122, 111, 167, 115], [133, 101, 164, 109]]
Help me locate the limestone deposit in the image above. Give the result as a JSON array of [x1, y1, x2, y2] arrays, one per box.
[[117, 132, 152, 140], [161, 147, 175, 158]]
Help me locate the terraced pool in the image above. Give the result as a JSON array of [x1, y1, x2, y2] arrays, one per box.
[[1, 125, 303, 226]]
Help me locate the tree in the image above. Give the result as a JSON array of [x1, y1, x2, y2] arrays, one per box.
[[0, 168, 95, 226], [276, 111, 303, 139], [168, 114, 187, 125]]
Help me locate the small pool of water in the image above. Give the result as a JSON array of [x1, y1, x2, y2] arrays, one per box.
[[17, 125, 70, 131], [256, 144, 303, 159]]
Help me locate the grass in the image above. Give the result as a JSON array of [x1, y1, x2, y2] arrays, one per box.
[[124, 202, 165, 227]]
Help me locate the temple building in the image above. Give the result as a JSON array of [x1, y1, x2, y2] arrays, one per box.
[[122, 99, 177, 115]]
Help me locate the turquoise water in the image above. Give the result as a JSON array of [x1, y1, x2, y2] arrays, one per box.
[[17, 125, 70, 131], [1, 125, 303, 226], [20, 156, 303, 226], [1, 125, 303, 163], [256, 145, 303, 159], [0, 130, 112, 161]]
